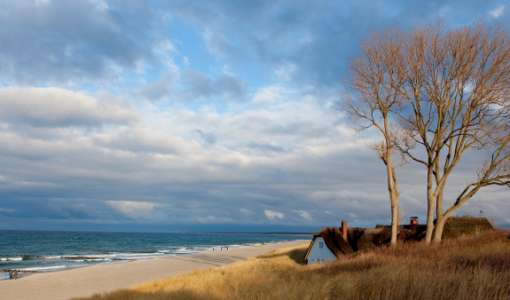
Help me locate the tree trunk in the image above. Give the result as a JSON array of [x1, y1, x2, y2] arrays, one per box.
[[432, 214, 448, 242], [387, 165, 399, 247], [433, 185, 482, 242], [384, 142, 399, 247], [432, 184, 446, 243], [424, 166, 435, 243], [390, 193, 399, 246]]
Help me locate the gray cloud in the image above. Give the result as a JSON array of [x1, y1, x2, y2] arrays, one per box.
[[0, 87, 135, 127], [0, 0, 506, 88], [0, 0, 158, 83], [165, 0, 505, 86], [182, 70, 246, 100], [1, 84, 507, 229], [0, 85, 386, 227], [140, 69, 247, 102], [1, 1, 509, 230]]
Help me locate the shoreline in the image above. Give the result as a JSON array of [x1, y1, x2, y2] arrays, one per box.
[[0, 237, 308, 279], [0, 240, 307, 300]]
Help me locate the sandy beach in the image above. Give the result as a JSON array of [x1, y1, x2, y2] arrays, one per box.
[[0, 240, 305, 300]]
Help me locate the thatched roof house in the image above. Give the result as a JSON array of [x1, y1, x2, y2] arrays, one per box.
[[304, 227, 353, 264], [304, 216, 495, 264]]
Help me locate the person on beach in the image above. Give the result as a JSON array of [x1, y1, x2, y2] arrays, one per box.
[[8, 270, 18, 280]]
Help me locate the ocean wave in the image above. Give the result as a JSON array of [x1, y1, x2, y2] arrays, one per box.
[[1, 241, 286, 271], [43, 255, 62, 260], [62, 254, 116, 261], [173, 247, 200, 255], [157, 249, 172, 254], [65, 258, 112, 263], [0, 256, 23, 262], [111, 252, 166, 260], [16, 265, 68, 272], [0, 272, 10, 280]]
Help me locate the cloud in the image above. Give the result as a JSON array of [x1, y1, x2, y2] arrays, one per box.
[[139, 72, 178, 101], [1, 87, 508, 228], [93, 127, 189, 155], [163, 0, 502, 86], [489, 5, 505, 19], [274, 63, 297, 81], [1, 1, 510, 231], [182, 70, 245, 100], [0, 0, 506, 89], [0, 85, 382, 227], [142, 70, 246, 102], [294, 210, 312, 221], [0, 87, 135, 127], [0, 0, 158, 83], [264, 209, 285, 220], [106, 200, 157, 219], [240, 208, 254, 216], [2, 82, 506, 229]]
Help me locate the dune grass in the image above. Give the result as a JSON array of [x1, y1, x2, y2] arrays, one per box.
[[78, 231, 510, 300]]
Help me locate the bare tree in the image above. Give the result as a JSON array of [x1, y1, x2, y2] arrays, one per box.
[[349, 33, 406, 246], [394, 26, 510, 242], [351, 25, 510, 244]]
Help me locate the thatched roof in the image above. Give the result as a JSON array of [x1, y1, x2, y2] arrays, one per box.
[[443, 216, 494, 238], [305, 227, 353, 261], [304, 216, 495, 263]]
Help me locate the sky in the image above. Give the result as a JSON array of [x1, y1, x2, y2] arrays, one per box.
[[0, 0, 509, 232]]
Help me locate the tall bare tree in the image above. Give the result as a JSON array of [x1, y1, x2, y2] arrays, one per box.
[[349, 33, 406, 246], [389, 26, 510, 242]]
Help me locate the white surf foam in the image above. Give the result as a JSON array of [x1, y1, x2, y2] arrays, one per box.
[[17, 265, 68, 272], [0, 256, 22, 262], [42, 255, 62, 260]]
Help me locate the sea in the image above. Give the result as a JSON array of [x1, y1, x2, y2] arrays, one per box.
[[0, 230, 310, 280]]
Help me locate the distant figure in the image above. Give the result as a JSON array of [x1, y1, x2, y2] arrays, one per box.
[[410, 216, 419, 226], [8, 270, 18, 280]]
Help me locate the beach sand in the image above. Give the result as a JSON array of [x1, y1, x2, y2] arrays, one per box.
[[0, 240, 305, 300]]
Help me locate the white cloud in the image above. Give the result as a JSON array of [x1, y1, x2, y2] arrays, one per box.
[[274, 63, 297, 81], [253, 86, 284, 103], [106, 200, 157, 219], [264, 209, 285, 220], [0, 87, 135, 127], [0, 82, 508, 228], [89, 0, 109, 12], [293, 210, 312, 221], [34, 0, 51, 6], [489, 5, 505, 19]]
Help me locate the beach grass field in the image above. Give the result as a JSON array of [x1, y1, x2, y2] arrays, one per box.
[[79, 231, 510, 300]]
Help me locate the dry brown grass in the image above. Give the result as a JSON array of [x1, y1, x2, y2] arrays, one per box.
[[78, 231, 510, 300]]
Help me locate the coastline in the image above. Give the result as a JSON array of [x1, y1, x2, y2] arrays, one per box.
[[0, 240, 307, 300]]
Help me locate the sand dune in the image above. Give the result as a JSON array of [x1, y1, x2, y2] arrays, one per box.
[[0, 241, 305, 300]]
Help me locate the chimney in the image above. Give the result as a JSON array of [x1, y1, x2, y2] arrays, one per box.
[[341, 220, 349, 241]]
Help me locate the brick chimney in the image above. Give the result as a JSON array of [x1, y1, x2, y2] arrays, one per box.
[[341, 220, 349, 241]]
